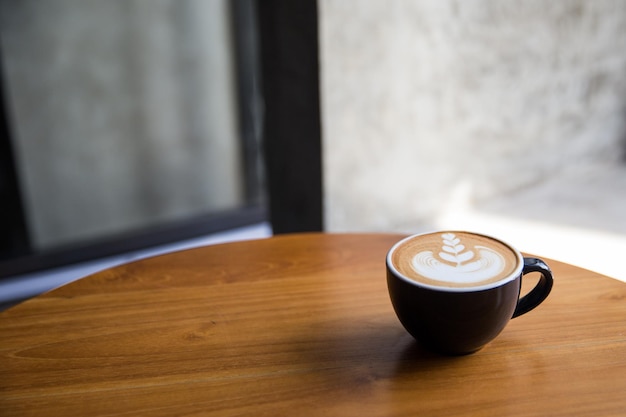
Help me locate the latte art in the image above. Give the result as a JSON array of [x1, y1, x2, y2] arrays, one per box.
[[390, 231, 521, 289], [411, 233, 505, 283]]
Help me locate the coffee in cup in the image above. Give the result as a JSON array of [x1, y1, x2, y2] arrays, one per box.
[[386, 231, 553, 355]]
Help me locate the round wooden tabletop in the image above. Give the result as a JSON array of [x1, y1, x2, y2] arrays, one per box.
[[1, 233, 625, 416]]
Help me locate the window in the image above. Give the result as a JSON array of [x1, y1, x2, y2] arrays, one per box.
[[0, 0, 266, 277]]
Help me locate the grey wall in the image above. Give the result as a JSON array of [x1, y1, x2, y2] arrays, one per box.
[[320, 0, 626, 232], [1, 0, 243, 249]]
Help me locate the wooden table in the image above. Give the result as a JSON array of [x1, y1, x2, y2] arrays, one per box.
[[1, 233, 625, 416]]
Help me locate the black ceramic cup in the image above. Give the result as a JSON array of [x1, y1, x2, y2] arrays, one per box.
[[386, 231, 553, 355]]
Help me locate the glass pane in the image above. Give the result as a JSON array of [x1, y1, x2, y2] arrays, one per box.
[[0, 0, 262, 250]]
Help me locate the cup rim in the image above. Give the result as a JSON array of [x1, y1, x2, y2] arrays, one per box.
[[386, 230, 524, 293]]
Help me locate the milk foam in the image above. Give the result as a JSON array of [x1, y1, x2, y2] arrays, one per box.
[[411, 232, 505, 283], [390, 231, 521, 289]]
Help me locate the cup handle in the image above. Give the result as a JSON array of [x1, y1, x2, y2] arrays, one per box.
[[512, 257, 554, 318]]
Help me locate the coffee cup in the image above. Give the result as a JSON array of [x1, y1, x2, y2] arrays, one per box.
[[386, 231, 553, 355]]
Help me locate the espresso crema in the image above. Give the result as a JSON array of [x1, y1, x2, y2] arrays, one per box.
[[390, 231, 521, 289]]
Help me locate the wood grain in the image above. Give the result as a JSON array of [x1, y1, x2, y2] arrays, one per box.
[[1, 233, 625, 416]]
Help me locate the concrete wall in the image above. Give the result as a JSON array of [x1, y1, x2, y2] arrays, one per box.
[[320, 0, 626, 233], [1, 0, 243, 249]]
